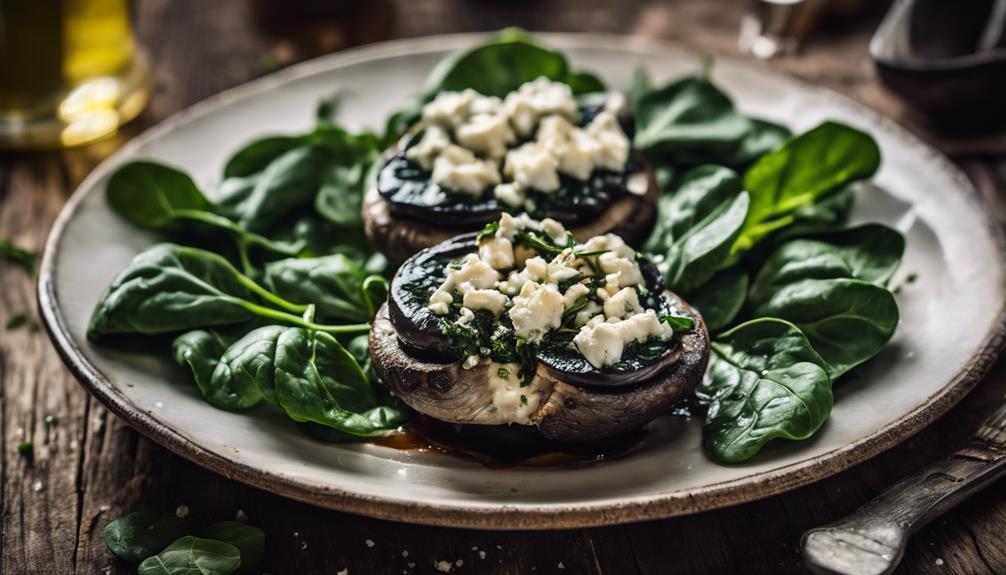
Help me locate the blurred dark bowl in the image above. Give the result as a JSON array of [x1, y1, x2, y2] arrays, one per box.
[[870, 0, 1006, 131]]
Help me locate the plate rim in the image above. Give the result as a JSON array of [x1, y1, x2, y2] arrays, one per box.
[[37, 32, 1006, 530]]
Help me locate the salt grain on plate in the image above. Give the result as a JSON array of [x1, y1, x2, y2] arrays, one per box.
[[402, 550, 409, 558], [366, 539, 375, 548], [337, 569, 348, 575], [175, 505, 189, 518], [479, 551, 486, 560], [434, 560, 452, 572]]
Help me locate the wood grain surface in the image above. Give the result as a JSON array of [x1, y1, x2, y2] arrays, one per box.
[[3, 1, 1006, 573]]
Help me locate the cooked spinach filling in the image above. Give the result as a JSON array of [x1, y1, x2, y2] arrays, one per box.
[[388, 225, 692, 387]]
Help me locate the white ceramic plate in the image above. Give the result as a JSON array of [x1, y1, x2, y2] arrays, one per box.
[[39, 33, 1006, 529]]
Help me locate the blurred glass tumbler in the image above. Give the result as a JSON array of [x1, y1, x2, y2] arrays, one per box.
[[740, 0, 822, 59], [0, 0, 150, 149]]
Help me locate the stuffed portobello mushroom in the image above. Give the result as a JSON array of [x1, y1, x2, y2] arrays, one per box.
[[370, 214, 709, 444], [363, 77, 659, 263]]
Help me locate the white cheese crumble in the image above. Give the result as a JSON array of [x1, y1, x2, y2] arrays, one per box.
[[486, 362, 551, 425], [503, 76, 579, 137], [573, 310, 673, 369], [425, 214, 677, 382], [508, 282, 564, 342], [409, 79, 631, 206], [431, 145, 501, 197]]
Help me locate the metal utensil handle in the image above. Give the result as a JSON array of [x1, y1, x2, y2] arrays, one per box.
[[802, 403, 1006, 575]]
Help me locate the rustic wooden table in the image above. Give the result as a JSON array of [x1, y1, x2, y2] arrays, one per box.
[[4, 1, 1006, 573]]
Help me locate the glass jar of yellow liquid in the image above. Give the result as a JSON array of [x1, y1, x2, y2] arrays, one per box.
[[0, 0, 150, 149]]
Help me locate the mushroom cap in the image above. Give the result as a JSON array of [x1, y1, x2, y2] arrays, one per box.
[[369, 290, 709, 443], [362, 153, 659, 264]]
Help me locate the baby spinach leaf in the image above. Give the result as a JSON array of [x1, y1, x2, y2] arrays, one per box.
[[88, 244, 257, 337], [222, 136, 303, 179], [686, 268, 748, 332], [107, 161, 215, 230], [104, 511, 193, 564], [730, 121, 881, 260], [137, 536, 241, 575], [752, 278, 899, 379], [633, 75, 751, 157], [273, 329, 408, 436], [217, 146, 328, 233], [200, 522, 264, 574], [643, 165, 749, 292], [209, 325, 288, 408], [698, 318, 832, 463], [748, 224, 905, 307], [722, 118, 791, 167], [263, 254, 375, 322], [0, 238, 37, 274], [386, 29, 604, 136], [172, 330, 235, 399]]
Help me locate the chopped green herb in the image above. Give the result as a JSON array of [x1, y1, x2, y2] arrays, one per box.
[[477, 220, 500, 241], [572, 249, 610, 257], [6, 313, 28, 331], [18, 441, 33, 460], [497, 367, 509, 379], [0, 239, 36, 274], [516, 229, 575, 256], [520, 394, 528, 406], [906, 272, 918, 283], [659, 314, 695, 332]]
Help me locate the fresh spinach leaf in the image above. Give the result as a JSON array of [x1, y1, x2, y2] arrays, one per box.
[[386, 29, 604, 136], [273, 328, 409, 435], [137, 536, 241, 575], [633, 75, 751, 158], [748, 223, 905, 308], [87, 244, 259, 337], [262, 254, 377, 322], [730, 121, 881, 260], [698, 318, 832, 462], [751, 278, 899, 379], [643, 165, 749, 292], [172, 330, 235, 400], [104, 511, 193, 564], [200, 522, 264, 574], [209, 325, 288, 408], [686, 268, 748, 332]]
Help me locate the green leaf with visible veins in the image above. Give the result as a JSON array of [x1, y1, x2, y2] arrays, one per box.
[[137, 536, 241, 575], [698, 318, 832, 463]]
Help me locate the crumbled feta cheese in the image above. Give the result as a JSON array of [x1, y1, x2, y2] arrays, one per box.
[[456, 307, 475, 326], [547, 250, 579, 283], [493, 182, 525, 208], [470, 95, 503, 116], [574, 300, 601, 326], [586, 111, 629, 172], [478, 237, 515, 270], [563, 282, 590, 308], [463, 288, 508, 316], [603, 287, 642, 320], [558, 129, 602, 180], [626, 171, 648, 196], [422, 89, 477, 128], [463, 355, 480, 369], [524, 256, 548, 281], [605, 92, 628, 116], [573, 310, 673, 368], [537, 115, 574, 147], [503, 77, 579, 137], [428, 289, 453, 315], [508, 282, 564, 342], [496, 212, 519, 240], [432, 145, 501, 197], [405, 126, 451, 171], [455, 112, 515, 159], [580, 233, 643, 287], [540, 218, 568, 244], [504, 142, 560, 192], [486, 362, 552, 425]]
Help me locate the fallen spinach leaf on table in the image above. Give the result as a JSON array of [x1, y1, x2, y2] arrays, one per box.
[[0, 238, 36, 274], [104, 511, 194, 564], [200, 521, 265, 574], [137, 536, 241, 575], [698, 318, 833, 463]]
